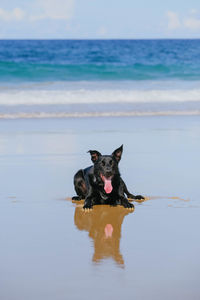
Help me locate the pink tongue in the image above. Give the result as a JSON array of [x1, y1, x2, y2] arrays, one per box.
[[104, 178, 113, 194]]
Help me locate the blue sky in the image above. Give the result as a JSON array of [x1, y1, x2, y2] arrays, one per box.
[[0, 0, 200, 38]]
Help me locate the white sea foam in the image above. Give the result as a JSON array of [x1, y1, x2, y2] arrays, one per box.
[[0, 86, 200, 106], [0, 81, 200, 118], [0, 110, 200, 119]]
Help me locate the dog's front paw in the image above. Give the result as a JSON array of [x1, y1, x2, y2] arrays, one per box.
[[83, 201, 93, 211], [135, 195, 145, 200], [122, 200, 134, 210], [72, 196, 82, 201]]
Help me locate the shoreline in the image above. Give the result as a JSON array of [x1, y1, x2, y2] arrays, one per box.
[[1, 110, 200, 119]]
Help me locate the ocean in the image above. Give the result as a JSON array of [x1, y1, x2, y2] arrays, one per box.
[[1, 39, 200, 118]]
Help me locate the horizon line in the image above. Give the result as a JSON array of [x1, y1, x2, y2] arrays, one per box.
[[0, 37, 200, 41]]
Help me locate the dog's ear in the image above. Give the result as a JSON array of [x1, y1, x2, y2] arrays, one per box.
[[112, 145, 123, 162], [87, 150, 102, 163]]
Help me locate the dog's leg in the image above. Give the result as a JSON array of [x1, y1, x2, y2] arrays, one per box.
[[132, 195, 145, 200], [72, 169, 87, 201], [83, 186, 95, 210], [120, 196, 134, 209], [83, 198, 93, 209], [72, 195, 83, 201], [121, 178, 144, 200], [117, 183, 134, 209], [121, 179, 135, 199]]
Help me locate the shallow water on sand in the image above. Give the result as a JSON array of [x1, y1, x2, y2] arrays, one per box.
[[0, 116, 200, 300]]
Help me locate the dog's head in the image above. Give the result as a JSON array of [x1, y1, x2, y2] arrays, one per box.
[[88, 145, 123, 194]]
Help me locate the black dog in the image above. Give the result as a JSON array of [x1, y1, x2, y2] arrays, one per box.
[[72, 145, 144, 209]]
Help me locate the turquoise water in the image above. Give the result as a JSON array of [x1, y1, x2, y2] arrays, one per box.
[[1, 39, 200, 82], [0, 39, 200, 117]]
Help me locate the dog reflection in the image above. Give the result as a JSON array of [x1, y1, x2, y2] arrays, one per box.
[[74, 205, 134, 266]]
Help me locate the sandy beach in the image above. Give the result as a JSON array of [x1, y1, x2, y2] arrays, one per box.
[[0, 115, 199, 300]]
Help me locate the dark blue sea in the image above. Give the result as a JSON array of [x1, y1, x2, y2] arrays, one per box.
[[0, 39, 200, 118]]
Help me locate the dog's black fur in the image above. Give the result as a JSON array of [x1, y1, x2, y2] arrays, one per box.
[[72, 145, 144, 209]]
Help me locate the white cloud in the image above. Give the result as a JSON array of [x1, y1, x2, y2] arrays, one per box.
[[31, 0, 75, 21], [0, 7, 25, 21], [184, 10, 200, 30], [166, 9, 200, 32], [184, 17, 200, 30], [0, 1, 75, 23], [166, 11, 181, 30]]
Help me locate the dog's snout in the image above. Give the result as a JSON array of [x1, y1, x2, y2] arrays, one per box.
[[105, 170, 112, 177]]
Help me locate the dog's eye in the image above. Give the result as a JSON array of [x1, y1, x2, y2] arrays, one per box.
[[102, 161, 105, 166], [109, 160, 113, 165]]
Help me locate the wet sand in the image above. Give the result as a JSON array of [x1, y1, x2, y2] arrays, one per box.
[[0, 116, 200, 300]]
